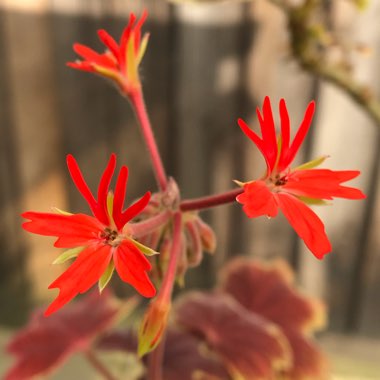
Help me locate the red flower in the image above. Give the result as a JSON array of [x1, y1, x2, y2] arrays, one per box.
[[22, 154, 156, 316], [67, 11, 149, 95], [236, 97, 365, 259]]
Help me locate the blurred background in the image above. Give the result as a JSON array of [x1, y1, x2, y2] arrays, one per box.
[[0, 0, 379, 377]]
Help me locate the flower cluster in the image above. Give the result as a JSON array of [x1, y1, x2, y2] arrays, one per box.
[[68, 11, 149, 96]]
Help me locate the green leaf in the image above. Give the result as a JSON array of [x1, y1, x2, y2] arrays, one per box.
[[52, 247, 84, 265], [98, 262, 115, 293], [295, 155, 328, 171], [131, 239, 159, 256]]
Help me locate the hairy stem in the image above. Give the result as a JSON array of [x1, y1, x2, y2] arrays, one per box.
[[129, 210, 172, 238], [146, 212, 182, 379], [147, 333, 166, 380], [84, 349, 117, 380], [130, 90, 168, 190], [180, 188, 243, 212], [159, 211, 182, 301]]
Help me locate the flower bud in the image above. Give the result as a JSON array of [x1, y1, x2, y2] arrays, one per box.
[[138, 298, 171, 357]]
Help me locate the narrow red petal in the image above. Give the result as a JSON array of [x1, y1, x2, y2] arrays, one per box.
[[120, 13, 137, 69], [238, 118, 270, 174], [284, 169, 366, 200], [119, 191, 151, 227], [282, 101, 315, 169], [133, 10, 148, 53], [45, 244, 112, 315], [113, 166, 128, 231], [97, 29, 120, 61], [114, 240, 155, 297], [22, 212, 103, 248], [66, 155, 99, 219], [73, 43, 116, 69], [66, 61, 94, 72], [260, 96, 278, 171], [96, 154, 116, 225], [236, 181, 278, 218], [275, 193, 331, 259], [277, 99, 290, 171]]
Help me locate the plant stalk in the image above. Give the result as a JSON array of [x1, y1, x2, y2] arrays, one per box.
[[130, 89, 168, 191]]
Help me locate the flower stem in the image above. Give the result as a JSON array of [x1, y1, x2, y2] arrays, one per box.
[[180, 188, 243, 212], [84, 349, 117, 380], [130, 90, 168, 191], [159, 211, 182, 301], [129, 210, 171, 238], [147, 333, 166, 380], [146, 212, 182, 379]]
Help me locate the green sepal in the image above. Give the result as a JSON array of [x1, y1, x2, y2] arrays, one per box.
[[131, 239, 159, 256], [52, 246, 84, 265], [98, 261, 115, 293], [295, 155, 329, 171], [52, 207, 73, 216], [298, 196, 330, 206]]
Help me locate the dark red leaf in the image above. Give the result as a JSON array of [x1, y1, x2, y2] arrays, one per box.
[[220, 258, 329, 379], [98, 328, 229, 380], [282, 329, 329, 380], [175, 292, 291, 380], [5, 291, 120, 380], [220, 258, 326, 332]]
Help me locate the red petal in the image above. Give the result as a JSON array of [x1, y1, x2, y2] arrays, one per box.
[[97, 29, 120, 61], [284, 169, 366, 200], [280, 101, 315, 170], [96, 154, 116, 224], [66, 61, 94, 72], [236, 181, 278, 218], [73, 43, 117, 69], [133, 10, 148, 53], [259, 96, 278, 171], [238, 118, 269, 172], [45, 244, 112, 315], [22, 212, 103, 248], [119, 13, 137, 68], [114, 240, 155, 297], [278, 98, 290, 168], [67, 155, 114, 226], [119, 191, 151, 227], [275, 193, 331, 259], [113, 166, 128, 230]]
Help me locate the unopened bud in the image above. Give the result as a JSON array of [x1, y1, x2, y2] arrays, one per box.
[[138, 298, 171, 357]]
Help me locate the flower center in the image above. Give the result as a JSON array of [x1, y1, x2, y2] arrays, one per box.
[[101, 227, 120, 247], [269, 173, 287, 187]]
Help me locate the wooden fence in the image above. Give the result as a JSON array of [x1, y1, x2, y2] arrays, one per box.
[[0, 0, 379, 337]]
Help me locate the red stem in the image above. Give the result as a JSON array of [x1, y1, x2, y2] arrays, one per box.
[[159, 211, 182, 301], [84, 349, 117, 380], [180, 188, 243, 212], [146, 212, 182, 379], [130, 90, 168, 191], [147, 333, 166, 380], [128, 210, 171, 238]]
